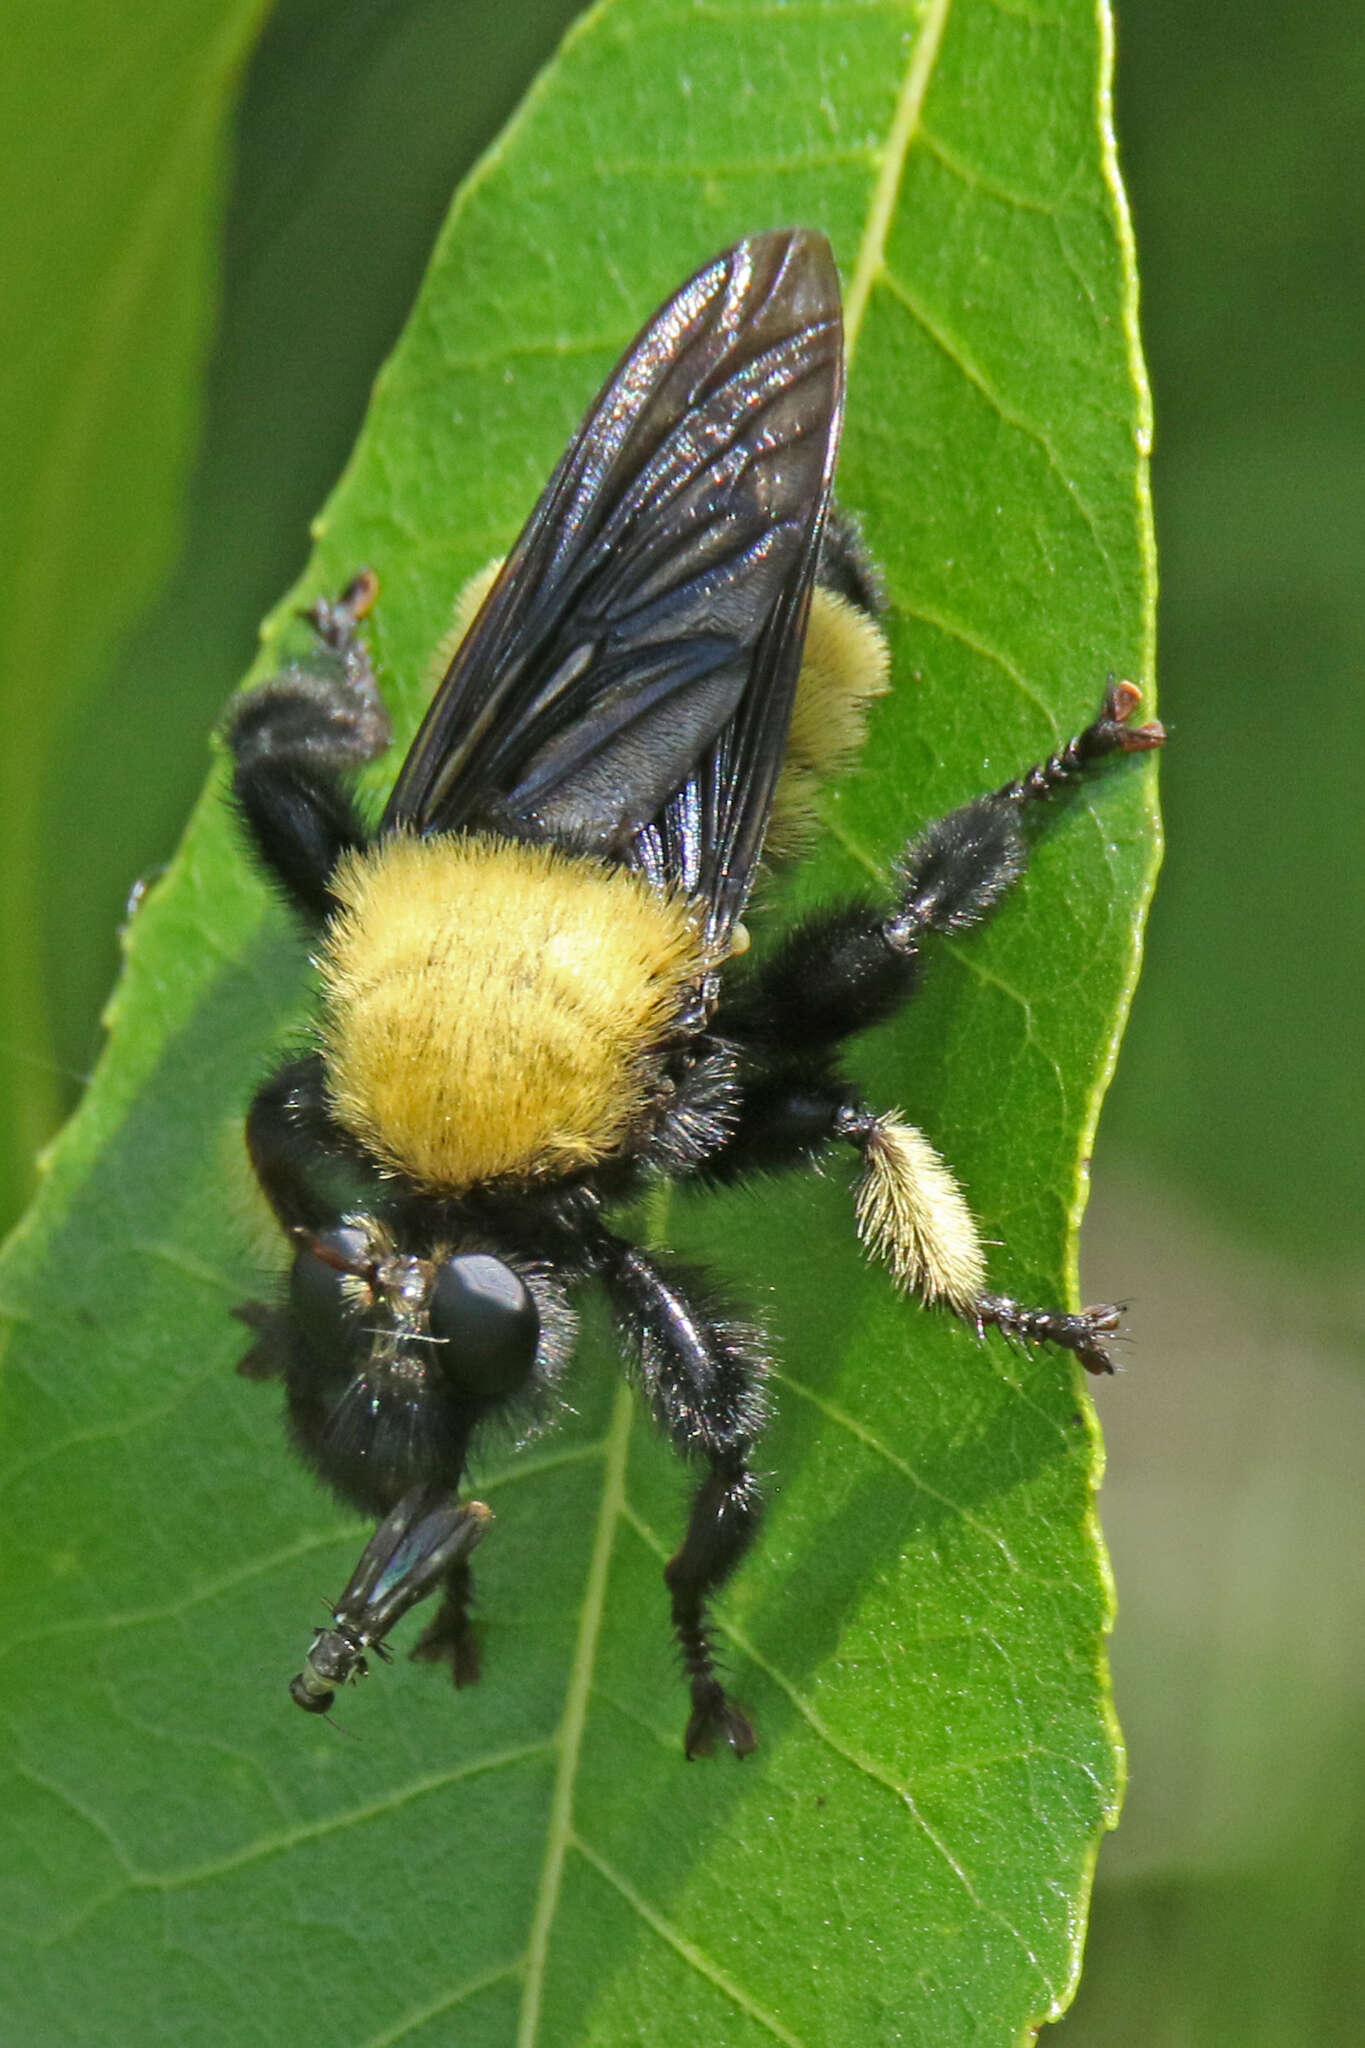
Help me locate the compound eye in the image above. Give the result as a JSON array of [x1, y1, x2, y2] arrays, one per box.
[[289, 1225, 373, 1359], [428, 1254, 540, 1400]]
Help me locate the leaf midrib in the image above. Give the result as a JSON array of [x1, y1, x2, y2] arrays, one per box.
[[844, 0, 953, 357], [511, 5, 956, 2032], [518, 1380, 633, 2044]]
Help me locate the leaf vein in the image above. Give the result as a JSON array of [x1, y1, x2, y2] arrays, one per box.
[[0, 1372, 214, 1495], [672, 1, 908, 22], [643, 1608, 1058, 1996], [571, 1833, 810, 2047], [0, 1524, 368, 1661], [25, 1744, 553, 1949], [891, 601, 1057, 726], [584, 147, 878, 180], [773, 1367, 1025, 1570], [615, 1496, 1060, 1993], [875, 266, 1114, 575], [351, 1962, 523, 2048], [916, 123, 1066, 214]]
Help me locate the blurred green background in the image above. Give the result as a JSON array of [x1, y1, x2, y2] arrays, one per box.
[[2, 0, 1360, 2038]]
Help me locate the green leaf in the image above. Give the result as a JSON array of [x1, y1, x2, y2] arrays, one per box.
[[0, 0, 272, 1223], [0, 1, 1158, 2042], [30, 0, 588, 1162]]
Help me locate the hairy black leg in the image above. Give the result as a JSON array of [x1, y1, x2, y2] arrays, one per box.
[[234, 1052, 393, 1390], [990, 678, 1165, 808], [721, 680, 1164, 1057], [886, 677, 1163, 947], [225, 570, 392, 921], [716, 897, 921, 1052], [700, 1062, 854, 1182], [973, 1295, 1123, 1379], [245, 1052, 382, 1236], [701, 1071, 1125, 1375], [236, 1056, 365, 1380], [409, 1552, 482, 1687], [816, 502, 886, 616], [598, 1238, 769, 1757], [831, 1104, 1125, 1375]]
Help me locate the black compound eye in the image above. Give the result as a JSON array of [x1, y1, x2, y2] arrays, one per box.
[[428, 1254, 539, 1400], [289, 1226, 373, 1360]]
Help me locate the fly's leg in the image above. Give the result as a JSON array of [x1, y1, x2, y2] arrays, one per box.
[[225, 570, 390, 920], [599, 1238, 769, 1758]]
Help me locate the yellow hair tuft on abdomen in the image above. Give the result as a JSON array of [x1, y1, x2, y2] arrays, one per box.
[[766, 585, 890, 858]]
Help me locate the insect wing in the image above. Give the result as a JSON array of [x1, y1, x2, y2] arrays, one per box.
[[627, 515, 828, 950], [289, 1493, 492, 1712], [381, 229, 844, 936], [331, 1491, 491, 1643]]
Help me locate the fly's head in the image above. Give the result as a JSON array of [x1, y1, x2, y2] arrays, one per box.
[[279, 1215, 572, 1513]]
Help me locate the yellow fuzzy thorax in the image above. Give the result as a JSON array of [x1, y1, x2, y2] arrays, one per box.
[[319, 835, 706, 1191]]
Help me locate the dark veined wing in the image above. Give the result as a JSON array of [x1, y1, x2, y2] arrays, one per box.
[[381, 229, 844, 945]]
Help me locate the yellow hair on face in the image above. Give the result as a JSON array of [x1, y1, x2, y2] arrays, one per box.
[[854, 1114, 986, 1312], [766, 585, 891, 857], [320, 836, 705, 1191]]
